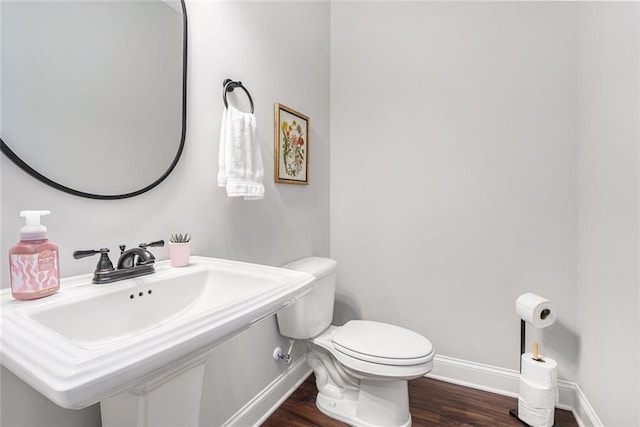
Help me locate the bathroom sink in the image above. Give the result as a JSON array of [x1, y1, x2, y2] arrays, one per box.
[[0, 257, 314, 409]]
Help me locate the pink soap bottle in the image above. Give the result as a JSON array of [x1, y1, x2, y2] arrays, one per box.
[[9, 210, 60, 300]]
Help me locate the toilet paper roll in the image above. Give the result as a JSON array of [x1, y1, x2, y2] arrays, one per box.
[[518, 398, 555, 427], [519, 377, 556, 408], [521, 353, 558, 389], [516, 293, 557, 328]]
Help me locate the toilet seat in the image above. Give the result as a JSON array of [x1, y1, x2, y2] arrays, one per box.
[[332, 320, 433, 366], [309, 321, 434, 380]]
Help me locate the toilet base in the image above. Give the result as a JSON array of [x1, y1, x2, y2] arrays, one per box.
[[316, 378, 412, 427]]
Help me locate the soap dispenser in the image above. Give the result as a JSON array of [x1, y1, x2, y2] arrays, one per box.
[[9, 210, 60, 300]]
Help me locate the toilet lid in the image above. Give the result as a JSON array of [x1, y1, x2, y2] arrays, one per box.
[[332, 320, 433, 366]]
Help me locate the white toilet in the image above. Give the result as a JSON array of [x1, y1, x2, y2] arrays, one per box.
[[277, 257, 435, 427]]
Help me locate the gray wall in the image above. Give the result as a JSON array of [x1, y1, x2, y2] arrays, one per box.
[[0, 1, 330, 426], [329, 3, 639, 426], [577, 3, 640, 426], [330, 2, 579, 381]]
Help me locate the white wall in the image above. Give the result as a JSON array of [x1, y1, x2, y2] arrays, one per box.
[[330, 2, 579, 380], [576, 3, 640, 426], [0, 1, 330, 426]]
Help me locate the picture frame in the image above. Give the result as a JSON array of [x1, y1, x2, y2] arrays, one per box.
[[274, 103, 309, 185]]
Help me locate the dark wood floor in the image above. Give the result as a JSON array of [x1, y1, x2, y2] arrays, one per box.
[[263, 374, 578, 426]]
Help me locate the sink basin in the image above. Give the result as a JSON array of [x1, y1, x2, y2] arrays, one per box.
[[0, 256, 314, 409]]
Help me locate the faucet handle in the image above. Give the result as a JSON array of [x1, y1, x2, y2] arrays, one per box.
[[73, 248, 104, 259], [139, 240, 165, 249], [73, 248, 114, 272]]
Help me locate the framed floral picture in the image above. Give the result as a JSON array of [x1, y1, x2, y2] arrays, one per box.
[[274, 103, 309, 185]]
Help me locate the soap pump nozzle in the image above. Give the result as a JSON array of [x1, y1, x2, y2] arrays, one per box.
[[19, 210, 50, 241]]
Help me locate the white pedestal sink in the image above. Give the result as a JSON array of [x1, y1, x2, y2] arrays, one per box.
[[0, 257, 315, 427]]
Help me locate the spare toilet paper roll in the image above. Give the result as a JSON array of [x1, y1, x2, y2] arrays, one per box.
[[516, 293, 557, 328], [519, 377, 556, 408], [518, 398, 555, 427], [521, 353, 558, 389]]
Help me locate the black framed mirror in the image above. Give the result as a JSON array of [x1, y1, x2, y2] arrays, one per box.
[[0, 0, 187, 200]]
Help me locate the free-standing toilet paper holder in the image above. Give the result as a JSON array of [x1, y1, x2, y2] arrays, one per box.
[[509, 317, 561, 427]]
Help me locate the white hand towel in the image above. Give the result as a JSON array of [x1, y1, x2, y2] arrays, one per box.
[[217, 105, 264, 200]]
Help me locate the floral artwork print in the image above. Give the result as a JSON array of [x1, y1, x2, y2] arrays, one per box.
[[280, 119, 305, 177], [275, 104, 309, 184]]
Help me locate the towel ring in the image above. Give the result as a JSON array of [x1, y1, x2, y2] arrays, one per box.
[[223, 79, 254, 114]]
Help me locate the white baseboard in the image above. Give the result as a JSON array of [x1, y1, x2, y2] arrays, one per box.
[[571, 384, 604, 427], [223, 357, 312, 427], [426, 354, 522, 399], [223, 352, 602, 427], [427, 354, 602, 427]]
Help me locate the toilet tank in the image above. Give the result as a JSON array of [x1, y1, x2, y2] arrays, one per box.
[[276, 257, 337, 339]]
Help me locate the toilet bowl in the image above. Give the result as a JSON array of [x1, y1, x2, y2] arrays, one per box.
[[277, 257, 434, 427]]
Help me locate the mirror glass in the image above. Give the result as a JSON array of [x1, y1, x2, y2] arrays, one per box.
[[1, 0, 186, 198]]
